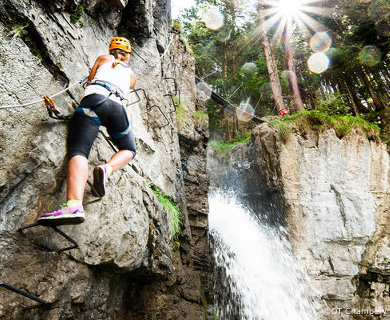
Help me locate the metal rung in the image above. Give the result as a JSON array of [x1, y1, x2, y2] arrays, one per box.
[[130, 87, 171, 127], [0, 282, 52, 307], [164, 77, 179, 96], [18, 223, 79, 252], [163, 76, 181, 113], [164, 92, 181, 113], [127, 88, 145, 106], [146, 105, 170, 127]]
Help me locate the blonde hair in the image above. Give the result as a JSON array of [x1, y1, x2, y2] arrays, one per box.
[[112, 59, 121, 68]]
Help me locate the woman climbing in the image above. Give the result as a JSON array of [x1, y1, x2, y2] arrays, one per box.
[[37, 37, 137, 226]]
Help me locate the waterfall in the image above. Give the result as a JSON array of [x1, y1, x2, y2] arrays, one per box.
[[209, 192, 318, 320]]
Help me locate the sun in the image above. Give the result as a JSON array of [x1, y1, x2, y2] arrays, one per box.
[[260, 0, 331, 42], [276, 0, 304, 18]]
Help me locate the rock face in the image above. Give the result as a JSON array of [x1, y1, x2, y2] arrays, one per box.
[[224, 123, 390, 319], [0, 1, 210, 319]]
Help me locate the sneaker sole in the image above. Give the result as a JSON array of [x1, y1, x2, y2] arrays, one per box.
[[92, 166, 106, 197], [37, 213, 85, 226]]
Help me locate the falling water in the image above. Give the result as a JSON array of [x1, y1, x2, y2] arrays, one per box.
[[209, 192, 318, 320]]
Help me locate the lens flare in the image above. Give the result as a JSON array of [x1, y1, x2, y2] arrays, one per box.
[[325, 47, 338, 58], [309, 31, 332, 52], [359, 45, 381, 67], [307, 52, 330, 74], [376, 20, 390, 36], [237, 99, 255, 122], [241, 62, 257, 78], [281, 69, 294, 79], [368, 0, 390, 21], [201, 6, 224, 30], [196, 81, 212, 100], [216, 28, 232, 42]]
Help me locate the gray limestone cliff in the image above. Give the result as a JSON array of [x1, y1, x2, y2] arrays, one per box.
[[0, 1, 211, 319], [215, 122, 390, 319]]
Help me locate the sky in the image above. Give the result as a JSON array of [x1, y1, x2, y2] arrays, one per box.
[[171, 0, 196, 19]]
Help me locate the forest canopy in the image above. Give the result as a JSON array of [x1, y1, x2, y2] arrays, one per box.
[[175, 0, 390, 139]]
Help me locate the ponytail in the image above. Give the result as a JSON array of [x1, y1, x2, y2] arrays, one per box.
[[110, 48, 128, 68], [112, 59, 121, 68]]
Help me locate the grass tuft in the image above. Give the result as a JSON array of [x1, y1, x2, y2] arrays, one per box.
[[193, 110, 207, 124], [268, 110, 380, 142], [71, 5, 85, 26], [208, 134, 251, 160], [149, 184, 182, 238], [173, 96, 186, 124]]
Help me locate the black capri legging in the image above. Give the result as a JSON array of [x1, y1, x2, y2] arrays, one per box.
[[67, 94, 137, 160]]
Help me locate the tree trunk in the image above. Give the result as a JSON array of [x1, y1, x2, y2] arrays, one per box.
[[357, 67, 385, 111], [258, 1, 285, 113], [224, 42, 228, 79], [341, 78, 359, 116], [284, 25, 304, 112]]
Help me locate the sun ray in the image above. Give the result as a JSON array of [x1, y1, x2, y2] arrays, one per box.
[[297, 11, 328, 32], [224, 0, 331, 59], [262, 13, 284, 31], [293, 13, 312, 37], [270, 16, 288, 44], [260, 0, 331, 37], [300, 5, 333, 17]]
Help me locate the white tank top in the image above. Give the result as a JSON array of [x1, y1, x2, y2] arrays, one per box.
[[84, 55, 133, 104]]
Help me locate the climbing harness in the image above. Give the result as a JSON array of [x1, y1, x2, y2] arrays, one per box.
[[72, 80, 130, 125], [89, 79, 126, 101]]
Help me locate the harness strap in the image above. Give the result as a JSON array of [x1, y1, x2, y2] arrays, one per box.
[[73, 107, 101, 125], [89, 80, 126, 101], [110, 123, 131, 139]]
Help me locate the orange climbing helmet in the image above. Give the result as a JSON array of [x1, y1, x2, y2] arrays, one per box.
[[109, 37, 132, 55]]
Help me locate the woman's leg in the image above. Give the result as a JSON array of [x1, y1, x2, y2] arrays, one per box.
[[106, 150, 133, 173], [37, 154, 88, 225], [67, 155, 89, 201]]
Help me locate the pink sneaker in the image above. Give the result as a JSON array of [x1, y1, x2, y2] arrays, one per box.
[[92, 165, 109, 197], [37, 204, 85, 226]]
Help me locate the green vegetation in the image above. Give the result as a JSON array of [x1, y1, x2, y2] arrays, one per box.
[[70, 5, 85, 26], [193, 110, 207, 124], [208, 133, 251, 160], [10, 23, 28, 39], [149, 185, 182, 238], [172, 19, 181, 30], [173, 96, 186, 124], [315, 93, 351, 116], [268, 110, 380, 142], [177, 0, 390, 140]]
